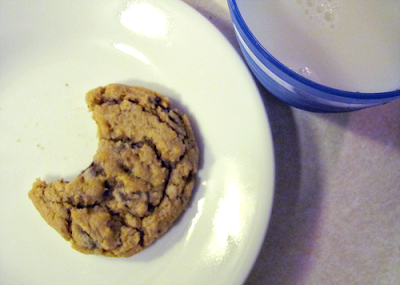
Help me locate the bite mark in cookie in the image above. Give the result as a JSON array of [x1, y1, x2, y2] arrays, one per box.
[[29, 84, 199, 257]]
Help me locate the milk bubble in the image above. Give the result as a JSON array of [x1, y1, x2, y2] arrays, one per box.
[[299, 67, 312, 77], [316, 4, 325, 13], [297, 0, 342, 28]]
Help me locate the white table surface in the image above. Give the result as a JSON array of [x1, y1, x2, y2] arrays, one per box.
[[182, 0, 400, 284]]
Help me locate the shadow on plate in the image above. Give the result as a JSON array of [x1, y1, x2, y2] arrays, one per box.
[[184, 3, 328, 282]]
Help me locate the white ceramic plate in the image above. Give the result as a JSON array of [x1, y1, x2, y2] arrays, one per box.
[[0, 0, 274, 284]]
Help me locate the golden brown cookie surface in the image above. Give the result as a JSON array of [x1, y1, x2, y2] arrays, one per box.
[[29, 84, 199, 257]]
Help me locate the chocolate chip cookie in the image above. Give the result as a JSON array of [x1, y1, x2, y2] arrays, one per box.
[[29, 84, 199, 257]]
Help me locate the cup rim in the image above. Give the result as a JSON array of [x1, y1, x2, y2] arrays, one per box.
[[228, 0, 400, 100]]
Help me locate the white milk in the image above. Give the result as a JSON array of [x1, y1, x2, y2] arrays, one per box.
[[237, 0, 400, 93]]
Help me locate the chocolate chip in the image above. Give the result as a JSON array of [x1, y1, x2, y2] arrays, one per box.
[[148, 96, 161, 105], [104, 179, 117, 191], [118, 191, 129, 202], [90, 163, 104, 177], [82, 231, 97, 249], [118, 162, 132, 174], [131, 142, 144, 149], [105, 99, 120, 105]]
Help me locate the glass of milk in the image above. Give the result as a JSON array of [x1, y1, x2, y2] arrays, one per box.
[[228, 0, 400, 112]]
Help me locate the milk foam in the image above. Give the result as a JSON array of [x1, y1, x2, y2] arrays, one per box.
[[238, 0, 400, 92], [297, 0, 342, 29]]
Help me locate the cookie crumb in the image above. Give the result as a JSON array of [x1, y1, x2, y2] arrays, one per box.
[[36, 144, 44, 150]]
